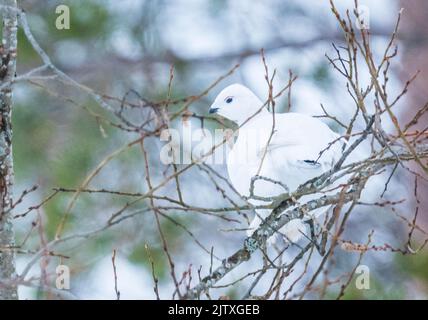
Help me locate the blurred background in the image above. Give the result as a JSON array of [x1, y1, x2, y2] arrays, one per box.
[[8, 0, 428, 299]]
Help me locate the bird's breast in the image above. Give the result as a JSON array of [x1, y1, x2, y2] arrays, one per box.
[[227, 137, 290, 198]]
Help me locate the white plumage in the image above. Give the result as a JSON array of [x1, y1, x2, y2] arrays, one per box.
[[209, 84, 342, 244]]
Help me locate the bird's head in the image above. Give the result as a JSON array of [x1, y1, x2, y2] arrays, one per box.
[[209, 83, 264, 126]]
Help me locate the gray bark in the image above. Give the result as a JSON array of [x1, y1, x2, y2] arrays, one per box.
[[0, 0, 18, 300]]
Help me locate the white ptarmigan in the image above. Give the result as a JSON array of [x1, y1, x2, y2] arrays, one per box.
[[209, 84, 342, 244]]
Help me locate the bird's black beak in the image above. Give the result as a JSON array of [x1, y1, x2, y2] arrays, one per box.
[[209, 108, 219, 114]]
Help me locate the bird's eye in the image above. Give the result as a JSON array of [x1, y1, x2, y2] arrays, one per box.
[[225, 97, 233, 104]]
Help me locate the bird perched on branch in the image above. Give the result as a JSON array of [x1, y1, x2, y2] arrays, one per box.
[[209, 84, 342, 245]]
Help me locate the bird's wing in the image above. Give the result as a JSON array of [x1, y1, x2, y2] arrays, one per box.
[[260, 113, 342, 169]]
